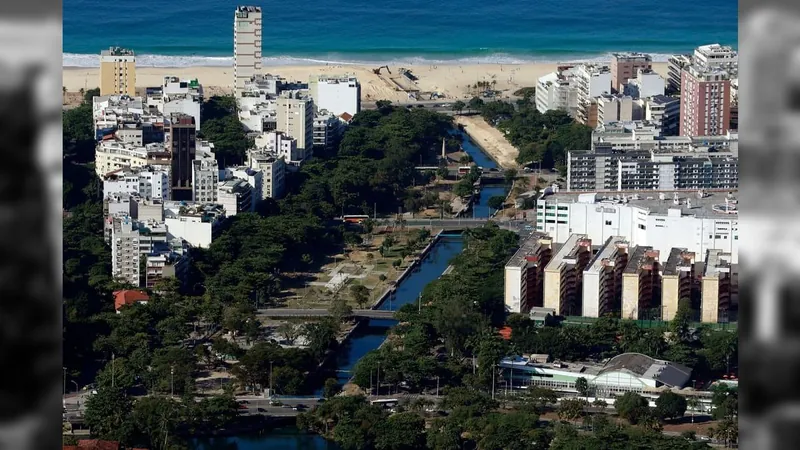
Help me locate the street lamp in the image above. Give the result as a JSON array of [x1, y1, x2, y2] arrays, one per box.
[[170, 366, 175, 397], [62, 367, 66, 406]]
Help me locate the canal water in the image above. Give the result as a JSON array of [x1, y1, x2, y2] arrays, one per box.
[[192, 129, 498, 449], [457, 129, 508, 218]]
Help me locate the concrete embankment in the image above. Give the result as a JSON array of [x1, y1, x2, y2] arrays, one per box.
[[454, 115, 520, 169]]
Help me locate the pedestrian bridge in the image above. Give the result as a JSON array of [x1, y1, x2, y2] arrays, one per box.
[[257, 308, 398, 320]]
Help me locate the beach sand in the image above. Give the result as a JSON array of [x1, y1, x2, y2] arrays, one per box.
[[63, 61, 668, 168], [62, 62, 669, 105], [455, 115, 520, 169]]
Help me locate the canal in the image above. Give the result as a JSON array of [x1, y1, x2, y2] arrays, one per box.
[[193, 129, 500, 449], [457, 129, 508, 218]]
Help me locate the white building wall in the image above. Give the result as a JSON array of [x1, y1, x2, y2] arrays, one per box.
[[309, 76, 360, 116], [163, 98, 201, 130], [165, 217, 214, 248], [536, 200, 738, 263], [504, 266, 523, 313], [582, 270, 602, 317], [233, 6, 262, 94]]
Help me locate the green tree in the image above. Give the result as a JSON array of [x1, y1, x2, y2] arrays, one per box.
[[452, 100, 466, 115], [468, 96, 485, 112], [503, 168, 518, 186], [655, 391, 688, 421], [277, 322, 301, 345], [575, 377, 589, 400], [614, 392, 650, 425], [375, 412, 426, 450], [592, 398, 608, 412], [670, 298, 693, 342], [487, 195, 505, 211], [557, 398, 588, 421], [351, 284, 370, 309], [324, 378, 340, 399], [83, 386, 135, 443]]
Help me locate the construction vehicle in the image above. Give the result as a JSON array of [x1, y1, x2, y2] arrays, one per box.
[[372, 65, 391, 75]]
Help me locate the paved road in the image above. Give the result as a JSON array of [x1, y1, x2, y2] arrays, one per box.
[[256, 308, 396, 319]]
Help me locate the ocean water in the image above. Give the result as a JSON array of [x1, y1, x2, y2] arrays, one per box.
[[63, 0, 737, 67]]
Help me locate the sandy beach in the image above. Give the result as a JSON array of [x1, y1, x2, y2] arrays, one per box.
[[62, 62, 669, 104]]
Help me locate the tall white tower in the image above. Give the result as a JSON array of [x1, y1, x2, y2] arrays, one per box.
[[233, 6, 262, 95]]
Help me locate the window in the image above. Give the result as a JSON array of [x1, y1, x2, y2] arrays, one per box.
[[605, 220, 612, 226], [638, 224, 646, 230]]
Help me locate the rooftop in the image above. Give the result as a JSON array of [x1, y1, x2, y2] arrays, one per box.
[[113, 290, 149, 311], [499, 355, 606, 377], [612, 52, 652, 61], [506, 232, 552, 268], [539, 190, 739, 220], [236, 5, 261, 12], [600, 353, 692, 388], [586, 236, 628, 274], [623, 245, 660, 274], [704, 249, 733, 279], [545, 233, 591, 272], [662, 248, 695, 276], [100, 47, 134, 57]]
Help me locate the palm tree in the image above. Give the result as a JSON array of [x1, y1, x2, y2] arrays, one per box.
[[62, 86, 67, 104]]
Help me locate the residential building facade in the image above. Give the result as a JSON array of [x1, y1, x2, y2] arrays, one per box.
[[610, 53, 653, 92], [233, 6, 262, 95], [99, 47, 136, 97], [308, 74, 361, 116]]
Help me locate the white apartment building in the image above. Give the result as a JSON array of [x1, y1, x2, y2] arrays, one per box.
[[623, 69, 665, 99], [571, 64, 612, 124], [666, 54, 692, 93], [313, 110, 344, 150], [239, 101, 277, 133], [591, 121, 738, 152], [248, 149, 286, 199], [308, 74, 361, 116], [536, 71, 574, 115], [233, 6, 262, 95], [588, 95, 644, 128], [644, 95, 681, 136], [218, 179, 254, 216], [276, 90, 314, 156], [537, 64, 612, 121], [95, 141, 150, 176], [164, 202, 225, 249], [192, 157, 219, 203], [255, 131, 303, 164], [534, 190, 739, 263], [222, 166, 264, 200], [102, 164, 170, 200], [145, 77, 203, 130], [693, 44, 738, 76], [111, 217, 168, 287]]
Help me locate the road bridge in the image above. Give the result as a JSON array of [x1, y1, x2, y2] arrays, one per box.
[[401, 218, 528, 232]]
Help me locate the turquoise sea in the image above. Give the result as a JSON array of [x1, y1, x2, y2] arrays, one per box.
[[63, 0, 737, 67]]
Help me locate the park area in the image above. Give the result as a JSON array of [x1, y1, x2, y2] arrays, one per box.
[[277, 225, 436, 311]]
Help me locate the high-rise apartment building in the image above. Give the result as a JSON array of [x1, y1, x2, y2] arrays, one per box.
[[543, 234, 593, 316], [167, 113, 197, 201], [233, 6, 263, 95], [666, 54, 692, 94], [504, 232, 554, 314], [679, 65, 731, 137], [583, 236, 630, 318], [620, 246, 661, 320], [661, 248, 699, 321], [610, 53, 652, 92], [701, 249, 734, 323], [276, 91, 314, 157], [248, 149, 286, 199], [99, 47, 136, 97]]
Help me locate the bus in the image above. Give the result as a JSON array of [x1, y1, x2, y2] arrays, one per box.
[[342, 214, 370, 224], [458, 166, 472, 175]]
